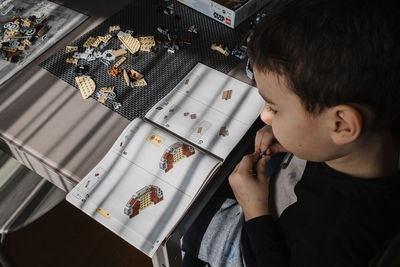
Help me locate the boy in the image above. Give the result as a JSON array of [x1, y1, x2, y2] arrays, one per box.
[[183, 0, 400, 266]]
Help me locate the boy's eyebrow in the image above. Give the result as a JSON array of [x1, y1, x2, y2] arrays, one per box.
[[259, 91, 276, 105]]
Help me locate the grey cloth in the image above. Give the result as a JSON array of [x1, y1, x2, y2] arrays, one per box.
[[182, 198, 246, 267], [182, 153, 306, 267], [270, 153, 306, 218]]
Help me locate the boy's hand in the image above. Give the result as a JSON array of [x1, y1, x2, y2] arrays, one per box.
[[255, 125, 287, 155], [229, 152, 271, 221]]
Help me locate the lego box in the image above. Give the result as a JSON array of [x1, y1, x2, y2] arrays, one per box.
[[177, 0, 270, 28]]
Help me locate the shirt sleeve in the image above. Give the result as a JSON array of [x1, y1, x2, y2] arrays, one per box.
[[244, 215, 289, 267]]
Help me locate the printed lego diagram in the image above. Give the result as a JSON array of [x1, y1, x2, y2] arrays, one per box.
[[114, 123, 140, 154], [96, 207, 111, 218], [146, 132, 165, 147], [189, 119, 212, 144], [124, 185, 164, 218], [72, 167, 106, 202], [158, 103, 182, 127], [159, 142, 195, 173]]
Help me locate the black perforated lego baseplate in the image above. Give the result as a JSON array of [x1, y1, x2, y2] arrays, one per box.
[[40, 0, 255, 121]]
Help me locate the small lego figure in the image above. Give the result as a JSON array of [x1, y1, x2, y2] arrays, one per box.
[[211, 38, 230, 56], [185, 25, 199, 34]]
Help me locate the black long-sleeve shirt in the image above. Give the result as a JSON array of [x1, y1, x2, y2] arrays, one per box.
[[243, 161, 400, 267]]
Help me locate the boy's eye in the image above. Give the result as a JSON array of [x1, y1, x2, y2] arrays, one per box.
[[267, 105, 278, 114]]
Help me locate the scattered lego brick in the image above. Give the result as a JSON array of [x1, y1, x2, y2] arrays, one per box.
[[23, 39, 32, 46], [97, 92, 109, 103], [185, 25, 199, 34], [132, 78, 147, 87], [113, 56, 126, 68], [118, 36, 141, 54], [36, 25, 48, 37], [130, 69, 144, 80], [211, 43, 230, 56], [101, 87, 115, 93], [66, 58, 79, 65], [83, 36, 97, 48], [65, 46, 78, 53], [20, 18, 34, 27], [107, 65, 122, 77], [3, 46, 17, 52], [138, 36, 156, 52], [111, 49, 127, 57], [109, 25, 120, 32], [102, 34, 113, 43], [123, 69, 130, 86], [75, 76, 96, 99], [222, 90, 233, 100], [91, 37, 103, 48]]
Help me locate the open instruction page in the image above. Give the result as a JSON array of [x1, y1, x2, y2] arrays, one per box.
[[66, 118, 221, 257], [145, 63, 265, 160]]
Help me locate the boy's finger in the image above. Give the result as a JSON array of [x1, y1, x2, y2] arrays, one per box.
[[261, 135, 273, 153], [237, 154, 258, 173], [256, 155, 270, 180], [255, 130, 273, 153], [269, 143, 288, 154], [232, 161, 241, 173]]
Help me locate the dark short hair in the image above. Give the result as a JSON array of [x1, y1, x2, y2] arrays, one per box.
[[248, 0, 400, 134]]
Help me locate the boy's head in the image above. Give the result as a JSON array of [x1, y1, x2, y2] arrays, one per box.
[[248, 0, 400, 161]]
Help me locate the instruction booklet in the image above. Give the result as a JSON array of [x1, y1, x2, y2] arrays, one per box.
[[66, 63, 264, 257]]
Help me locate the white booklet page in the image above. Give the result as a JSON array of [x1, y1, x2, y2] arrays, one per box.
[[145, 63, 264, 160], [66, 118, 220, 256]]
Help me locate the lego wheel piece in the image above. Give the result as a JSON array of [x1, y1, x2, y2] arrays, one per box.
[[75, 76, 96, 99]]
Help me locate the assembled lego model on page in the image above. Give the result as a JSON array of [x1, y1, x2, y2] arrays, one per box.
[[124, 185, 164, 218]]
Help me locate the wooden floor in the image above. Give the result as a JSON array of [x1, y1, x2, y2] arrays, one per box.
[[2, 200, 152, 267]]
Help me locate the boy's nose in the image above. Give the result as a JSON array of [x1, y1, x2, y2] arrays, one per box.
[[261, 107, 273, 126]]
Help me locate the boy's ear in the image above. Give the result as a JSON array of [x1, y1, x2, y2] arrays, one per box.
[[329, 105, 363, 146]]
